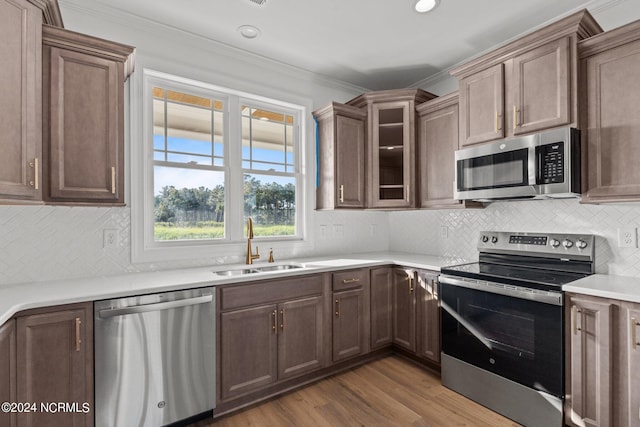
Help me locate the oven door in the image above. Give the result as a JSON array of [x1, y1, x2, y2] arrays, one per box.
[[440, 275, 564, 398]]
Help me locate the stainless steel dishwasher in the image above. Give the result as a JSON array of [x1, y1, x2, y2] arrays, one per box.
[[94, 287, 215, 427]]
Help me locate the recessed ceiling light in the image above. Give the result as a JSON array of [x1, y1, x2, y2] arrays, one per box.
[[415, 0, 440, 13], [237, 25, 261, 39]]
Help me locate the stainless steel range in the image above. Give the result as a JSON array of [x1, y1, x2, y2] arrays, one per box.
[[439, 231, 595, 427]]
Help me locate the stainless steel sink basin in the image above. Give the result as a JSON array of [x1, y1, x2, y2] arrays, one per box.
[[253, 264, 303, 272], [213, 263, 303, 276], [214, 268, 258, 276]]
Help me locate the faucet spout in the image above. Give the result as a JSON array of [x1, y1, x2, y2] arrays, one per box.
[[246, 217, 260, 264]]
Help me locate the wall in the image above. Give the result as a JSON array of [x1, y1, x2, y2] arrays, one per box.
[[388, 199, 640, 276]]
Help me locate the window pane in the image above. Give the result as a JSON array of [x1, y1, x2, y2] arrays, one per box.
[[243, 173, 295, 237], [242, 105, 295, 172], [154, 165, 225, 241]]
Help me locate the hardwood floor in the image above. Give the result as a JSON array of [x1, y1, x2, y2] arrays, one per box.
[[196, 356, 521, 426]]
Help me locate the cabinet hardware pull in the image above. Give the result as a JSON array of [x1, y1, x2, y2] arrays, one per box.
[[406, 185, 410, 202], [28, 158, 39, 190], [272, 310, 277, 334], [572, 306, 581, 335], [513, 105, 518, 130], [342, 278, 360, 284], [339, 185, 344, 203], [75, 317, 81, 352], [335, 299, 340, 317], [495, 112, 502, 133], [111, 167, 116, 194], [632, 317, 639, 350], [280, 309, 285, 331], [408, 276, 414, 293]]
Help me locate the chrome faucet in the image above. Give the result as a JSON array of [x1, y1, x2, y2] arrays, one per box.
[[245, 217, 260, 264]]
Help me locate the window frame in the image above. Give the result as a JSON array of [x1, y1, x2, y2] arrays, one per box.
[[131, 69, 307, 263]]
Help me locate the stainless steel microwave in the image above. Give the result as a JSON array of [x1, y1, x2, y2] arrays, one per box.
[[454, 127, 580, 201]]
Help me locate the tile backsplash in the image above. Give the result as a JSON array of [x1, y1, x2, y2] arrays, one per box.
[[2, 199, 640, 286], [389, 199, 640, 276]]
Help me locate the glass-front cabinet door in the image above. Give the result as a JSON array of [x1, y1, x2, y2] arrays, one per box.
[[370, 100, 414, 208]]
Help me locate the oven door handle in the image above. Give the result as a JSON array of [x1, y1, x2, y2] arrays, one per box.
[[438, 275, 563, 306]]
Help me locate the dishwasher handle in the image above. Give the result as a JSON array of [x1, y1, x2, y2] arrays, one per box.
[[99, 294, 213, 319]]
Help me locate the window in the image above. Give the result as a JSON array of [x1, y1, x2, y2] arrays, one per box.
[[136, 70, 305, 261]]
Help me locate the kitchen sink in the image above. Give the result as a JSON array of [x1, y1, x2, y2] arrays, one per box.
[[213, 263, 304, 276]]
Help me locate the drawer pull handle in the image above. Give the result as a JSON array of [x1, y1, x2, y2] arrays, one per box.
[[111, 167, 116, 194], [495, 112, 502, 133], [75, 317, 81, 352], [408, 276, 414, 293], [339, 185, 344, 203], [632, 317, 639, 350], [280, 309, 285, 331], [335, 299, 340, 317], [342, 278, 360, 284], [572, 306, 581, 335]]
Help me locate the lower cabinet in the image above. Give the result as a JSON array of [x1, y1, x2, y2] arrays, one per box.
[[417, 270, 440, 364], [566, 293, 640, 427], [392, 268, 417, 352], [0, 319, 16, 427], [218, 274, 326, 402], [332, 269, 369, 362], [370, 267, 393, 349], [0, 303, 94, 427]]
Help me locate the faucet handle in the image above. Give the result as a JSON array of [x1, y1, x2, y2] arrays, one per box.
[[268, 248, 274, 263]]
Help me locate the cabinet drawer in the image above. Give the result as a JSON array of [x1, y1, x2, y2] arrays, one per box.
[[220, 274, 323, 310], [332, 269, 368, 292]]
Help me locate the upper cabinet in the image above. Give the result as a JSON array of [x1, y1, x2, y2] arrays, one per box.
[[416, 93, 481, 209], [349, 89, 436, 209], [0, 1, 135, 206], [579, 20, 640, 203], [0, 0, 43, 203], [451, 10, 602, 147], [42, 26, 135, 205], [313, 102, 367, 209]]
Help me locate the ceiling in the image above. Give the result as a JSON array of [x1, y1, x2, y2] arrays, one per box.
[[70, 0, 620, 91]]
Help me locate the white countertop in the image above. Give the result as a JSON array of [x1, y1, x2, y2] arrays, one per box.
[[0, 252, 465, 325], [563, 274, 640, 303]]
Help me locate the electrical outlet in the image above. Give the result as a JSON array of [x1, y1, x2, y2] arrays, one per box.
[[333, 224, 344, 239], [618, 227, 637, 248], [103, 229, 118, 249]]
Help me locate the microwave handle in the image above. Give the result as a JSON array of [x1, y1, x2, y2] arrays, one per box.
[[528, 146, 537, 186]]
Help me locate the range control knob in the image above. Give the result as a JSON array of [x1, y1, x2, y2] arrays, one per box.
[[563, 239, 574, 249], [491, 236, 498, 244], [576, 239, 588, 250], [481, 235, 489, 243], [550, 238, 560, 248]]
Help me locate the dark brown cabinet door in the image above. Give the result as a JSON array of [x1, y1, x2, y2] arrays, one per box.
[[417, 271, 440, 364], [277, 296, 324, 381], [16, 303, 93, 427], [392, 268, 416, 352], [459, 64, 504, 147], [623, 302, 640, 427], [220, 304, 278, 401], [0, 319, 16, 427], [0, 0, 42, 202], [313, 103, 366, 209], [370, 267, 393, 349], [512, 37, 570, 135], [581, 29, 640, 203], [566, 294, 612, 427], [333, 288, 365, 362]]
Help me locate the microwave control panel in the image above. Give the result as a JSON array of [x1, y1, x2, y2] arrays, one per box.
[[537, 142, 564, 184]]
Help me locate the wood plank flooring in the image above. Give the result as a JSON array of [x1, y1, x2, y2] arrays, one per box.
[[195, 356, 522, 426]]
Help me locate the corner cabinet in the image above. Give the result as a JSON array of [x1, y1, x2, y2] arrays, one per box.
[[392, 268, 417, 352], [15, 302, 94, 427], [579, 20, 640, 203], [313, 103, 367, 209], [42, 25, 135, 205], [370, 267, 394, 349], [416, 270, 440, 364], [0, 0, 43, 203], [451, 10, 601, 147], [332, 269, 370, 362], [416, 93, 482, 209]]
